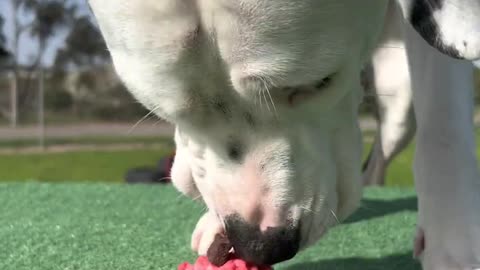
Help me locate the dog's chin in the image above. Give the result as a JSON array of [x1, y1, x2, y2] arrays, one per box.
[[297, 183, 361, 251], [297, 212, 332, 252]]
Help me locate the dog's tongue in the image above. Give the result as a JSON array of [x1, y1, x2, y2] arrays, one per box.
[[207, 234, 233, 266]]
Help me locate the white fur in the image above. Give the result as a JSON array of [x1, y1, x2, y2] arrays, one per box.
[[88, 0, 480, 268], [397, 0, 480, 60], [405, 22, 480, 269], [435, 0, 480, 60]]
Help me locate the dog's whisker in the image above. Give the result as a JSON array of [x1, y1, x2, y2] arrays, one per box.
[[265, 87, 278, 118], [363, 93, 395, 97], [330, 209, 340, 225], [258, 76, 278, 118], [192, 194, 202, 201], [299, 193, 326, 215], [152, 119, 166, 127], [378, 45, 406, 50], [159, 176, 172, 182], [176, 192, 189, 201], [255, 90, 262, 115], [174, 190, 202, 202], [258, 90, 266, 116], [128, 104, 162, 134], [262, 89, 272, 113], [299, 206, 315, 213]]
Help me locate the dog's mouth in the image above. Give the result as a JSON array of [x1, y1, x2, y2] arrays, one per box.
[[206, 230, 300, 267], [205, 211, 331, 266]]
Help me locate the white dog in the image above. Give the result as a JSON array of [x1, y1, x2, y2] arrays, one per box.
[[88, 0, 480, 269]]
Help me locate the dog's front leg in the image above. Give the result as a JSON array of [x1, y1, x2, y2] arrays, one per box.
[[406, 24, 480, 270]]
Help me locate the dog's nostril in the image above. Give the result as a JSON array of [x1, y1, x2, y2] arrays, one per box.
[[224, 215, 300, 265]]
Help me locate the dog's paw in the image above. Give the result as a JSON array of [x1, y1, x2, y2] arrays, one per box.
[[414, 203, 480, 270], [191, 211, 225, 256]]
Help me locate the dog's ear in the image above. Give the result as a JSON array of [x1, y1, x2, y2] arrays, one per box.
[[397, 0, 480, 60]]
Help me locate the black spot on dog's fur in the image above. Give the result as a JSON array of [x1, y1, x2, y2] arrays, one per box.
[[227, 140, 243, 162], [410, 0, 443, 34], [213, 99, 232, 119], [244, 112, 256, 127], [260, 163, 266, 171], [409, 0, 462, 59]]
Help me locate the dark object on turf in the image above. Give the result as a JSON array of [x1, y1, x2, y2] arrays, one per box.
[[208, 234, 233, 266], [125, 167, 166, 184], [125, 152, 175, 184], [157, 152, 175, 179]]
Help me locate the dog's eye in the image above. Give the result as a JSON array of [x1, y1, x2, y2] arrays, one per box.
[[286, 74, 335, 106], [314, 75, 334, 90]]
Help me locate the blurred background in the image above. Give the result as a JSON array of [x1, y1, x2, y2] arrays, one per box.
[[0, 0, 176, 185], [0, 0, 479, 187]]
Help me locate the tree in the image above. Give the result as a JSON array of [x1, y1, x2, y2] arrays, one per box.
[[28, 1, 75, 67], [0, 15, 6, 49], [0, 30, 9, 62], [55, 16, 109, 68], [0, 15, 13, 121], [0, 47, 8, 58], [8, 0, 76, 126]]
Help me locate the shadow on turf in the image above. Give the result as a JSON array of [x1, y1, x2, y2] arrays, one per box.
[[284, 252, 421, 270], [345, 196, 418, 224]]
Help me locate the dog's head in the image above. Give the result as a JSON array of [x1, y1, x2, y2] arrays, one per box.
[[89, 0, 480, 265]]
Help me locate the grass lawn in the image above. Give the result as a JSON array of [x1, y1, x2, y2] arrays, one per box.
[[0, 135, 174, 183], [0, 132, 413, 186], [0, 183, 420, 270], [0, 148, 172, 183], [3, 129, 480, 186]]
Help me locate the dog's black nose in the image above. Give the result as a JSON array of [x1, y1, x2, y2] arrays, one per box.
[[224, 215, 300, 265]]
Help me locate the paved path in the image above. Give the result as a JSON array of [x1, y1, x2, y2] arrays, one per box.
[[0, 143, 168, 155], [2, 114, 480, 141], [0, 118, 379, 141], [0, 121, 175, 140]]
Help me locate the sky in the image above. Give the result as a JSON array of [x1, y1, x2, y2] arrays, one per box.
[[0, 0, 92, 67]]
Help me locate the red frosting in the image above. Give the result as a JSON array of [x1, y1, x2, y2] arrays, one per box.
[[178, 255, 273, 270]]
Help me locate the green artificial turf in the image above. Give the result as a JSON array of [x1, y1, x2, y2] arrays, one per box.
[[0, 183, 421, 270]]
